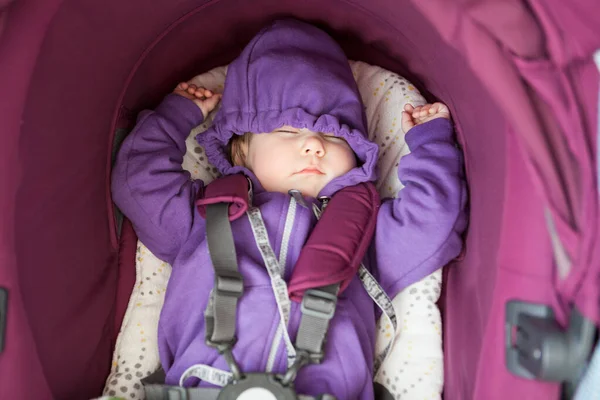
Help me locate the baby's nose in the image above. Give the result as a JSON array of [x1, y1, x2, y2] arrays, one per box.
[[302, 136, 325, 157]]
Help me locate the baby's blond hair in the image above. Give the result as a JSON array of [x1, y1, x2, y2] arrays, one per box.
[[228, 132, 253, 167]]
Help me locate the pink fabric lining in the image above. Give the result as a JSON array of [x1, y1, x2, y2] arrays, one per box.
[[1, 0, 72, 398], [415, 1, 600, 398]]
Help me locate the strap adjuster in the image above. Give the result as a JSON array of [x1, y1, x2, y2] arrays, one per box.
[[215, 274, 243, 298], [301, 289, 337, 320]]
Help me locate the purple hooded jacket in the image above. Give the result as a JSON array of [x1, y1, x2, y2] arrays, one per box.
[[112, 19, 467, 400]]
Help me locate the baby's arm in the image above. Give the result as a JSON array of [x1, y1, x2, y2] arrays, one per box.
[[111, 83, 220, 264], [372, 103, 467, 298]]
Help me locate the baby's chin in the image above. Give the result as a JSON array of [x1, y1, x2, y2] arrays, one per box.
[[287, 178, 330, 198]]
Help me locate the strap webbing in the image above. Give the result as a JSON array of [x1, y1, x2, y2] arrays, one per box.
[[296, 284, 340, 358], [357, 265, 397, 373], [180, 364, 233, 387], [205, 203, 243, 344]]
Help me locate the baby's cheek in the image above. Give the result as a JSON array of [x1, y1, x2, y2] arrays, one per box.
[[339, 147, 358, 174], [253, 164, 286, 192]]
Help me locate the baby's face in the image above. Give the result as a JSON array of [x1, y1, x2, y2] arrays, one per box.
[[245, 126, 357, 197]]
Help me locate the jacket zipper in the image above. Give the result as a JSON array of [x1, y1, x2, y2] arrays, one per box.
[[265, 195, 297, 372]]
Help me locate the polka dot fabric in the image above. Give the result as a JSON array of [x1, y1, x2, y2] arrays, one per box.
[[102, 245, 172, 399], [374, 271, 443, 400], [102, 62, 442, 400]]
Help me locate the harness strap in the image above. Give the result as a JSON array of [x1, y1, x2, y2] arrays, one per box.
[[287, 182, 380, 302], [205, 203, 243, 379]]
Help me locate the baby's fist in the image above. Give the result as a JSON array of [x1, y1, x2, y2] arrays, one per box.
[[401, 102, 450, 133], [173, 82, 221, 119]]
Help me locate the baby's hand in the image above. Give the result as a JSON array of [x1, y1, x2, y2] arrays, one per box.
[[173, 82, 222, 119], [401, 102, 450, 133]]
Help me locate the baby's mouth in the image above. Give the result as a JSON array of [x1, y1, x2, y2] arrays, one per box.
[[295, 167, 325, 175]]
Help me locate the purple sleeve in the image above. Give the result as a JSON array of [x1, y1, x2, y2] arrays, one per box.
[[111, 94, 205, 264], [373, 118, 468, 298]]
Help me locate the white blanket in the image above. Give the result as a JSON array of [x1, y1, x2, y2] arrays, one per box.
[[103, 61, 443, 400]]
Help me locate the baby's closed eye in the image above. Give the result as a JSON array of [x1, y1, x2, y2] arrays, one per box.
[[322, 133, 346, 142], [273, 127, 300, 135]]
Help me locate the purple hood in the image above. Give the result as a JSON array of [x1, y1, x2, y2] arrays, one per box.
[[197, 19, 379, 197]]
